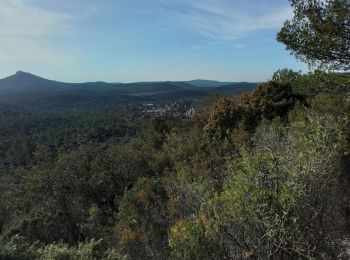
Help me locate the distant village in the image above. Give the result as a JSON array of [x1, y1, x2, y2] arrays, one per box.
[[125, 99, 196, 117]]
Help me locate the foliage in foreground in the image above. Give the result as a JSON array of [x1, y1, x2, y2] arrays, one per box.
[[0, 236, 126, 260], [170, 93, 350, 259]]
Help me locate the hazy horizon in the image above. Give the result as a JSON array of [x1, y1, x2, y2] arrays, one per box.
[[0, 0, 307, 83], [3, 70, 262, 84]]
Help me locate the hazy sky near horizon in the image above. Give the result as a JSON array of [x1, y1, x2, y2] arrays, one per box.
[[0, 0, 307, 83]]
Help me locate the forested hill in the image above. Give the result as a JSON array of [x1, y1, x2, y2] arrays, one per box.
[[0, 71, 256, 111]]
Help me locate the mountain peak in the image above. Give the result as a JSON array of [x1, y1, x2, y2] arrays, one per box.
[[0, 71, 61, 90], [14, 71, 39, 78]]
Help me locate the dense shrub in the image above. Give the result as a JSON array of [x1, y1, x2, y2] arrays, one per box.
[[204, 81, 299, 138], [0, 237, 125, 260], [169, 93, 350, 259]]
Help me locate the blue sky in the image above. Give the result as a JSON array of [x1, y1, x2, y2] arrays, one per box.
[[0, 0, 307, 83]]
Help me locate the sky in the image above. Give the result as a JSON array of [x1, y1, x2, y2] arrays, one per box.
[[0, 0, 308, 83]]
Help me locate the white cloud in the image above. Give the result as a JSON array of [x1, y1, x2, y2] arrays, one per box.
[[0, 0, 81, 66], [0, 0, 71, 37], [166, 0, 293, 41]]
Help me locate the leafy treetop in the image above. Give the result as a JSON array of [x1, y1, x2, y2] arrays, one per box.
[[278, 0, 350, 70]]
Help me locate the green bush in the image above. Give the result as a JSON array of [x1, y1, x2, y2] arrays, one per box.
[[0, 236, 39, 260], [204, 80, 299, 138], [39, 239, 126, 260], [0, 237, 126, 260]]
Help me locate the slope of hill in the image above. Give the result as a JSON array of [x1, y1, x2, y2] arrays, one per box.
[[0, 71, 67, 91]]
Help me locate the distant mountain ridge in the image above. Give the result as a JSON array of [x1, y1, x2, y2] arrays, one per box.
[[0, 71, 255, 90], [0, 71, 257, 111], [186, 79, 231, 88]]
